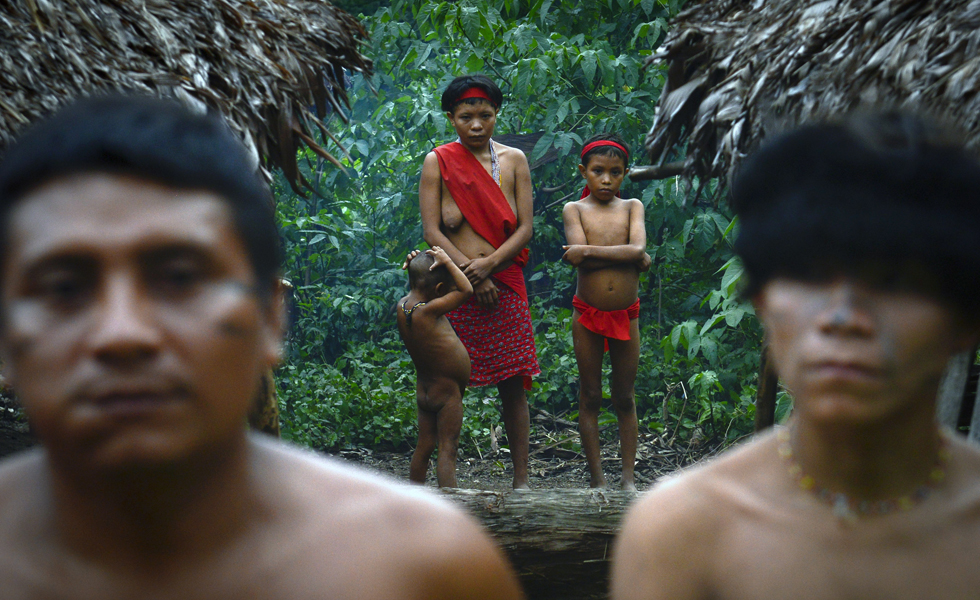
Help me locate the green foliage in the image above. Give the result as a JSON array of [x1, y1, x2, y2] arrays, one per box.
[[276, 0, 764, 455]]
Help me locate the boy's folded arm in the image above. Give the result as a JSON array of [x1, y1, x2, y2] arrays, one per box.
[[578, 244, 648, 263]]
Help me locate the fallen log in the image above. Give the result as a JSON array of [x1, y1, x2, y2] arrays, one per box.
[[441, 488, 639, 600]]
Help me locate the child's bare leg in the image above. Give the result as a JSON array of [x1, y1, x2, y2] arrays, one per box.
[[608, 319, 640, 491], [410, 384, 437, 484], [435, 384, 464, 488], [498, 376, 530, 489], [573, 315, 608, 488]]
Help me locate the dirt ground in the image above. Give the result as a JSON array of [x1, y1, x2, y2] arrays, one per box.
[[330, 409, 721, 492], [0, 398, 722, 491]]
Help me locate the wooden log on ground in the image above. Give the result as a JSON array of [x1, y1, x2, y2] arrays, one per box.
[[441, 488, 638, 600]]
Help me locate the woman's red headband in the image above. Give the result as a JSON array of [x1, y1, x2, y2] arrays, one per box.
[[581, 140, 629, 160], [457, 86, 495, 105]]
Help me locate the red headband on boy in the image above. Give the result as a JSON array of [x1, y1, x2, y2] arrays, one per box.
[[579, 140, 629, 199], [580, 140, 629, 159], [458, 86, 494, 105]]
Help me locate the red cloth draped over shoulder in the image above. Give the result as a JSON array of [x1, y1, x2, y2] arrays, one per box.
[[433, 142, 529, 304]]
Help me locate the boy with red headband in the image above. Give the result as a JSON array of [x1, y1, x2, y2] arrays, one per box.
[[562, 134, 651, 491], [419, 74, 539, 489]]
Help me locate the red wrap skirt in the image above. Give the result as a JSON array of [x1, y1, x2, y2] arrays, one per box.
[[448, 282, 540, 389]]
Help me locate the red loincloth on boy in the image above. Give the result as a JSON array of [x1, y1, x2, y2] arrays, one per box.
[[572, 295, 640, 352], [433, 141, 539, 389]]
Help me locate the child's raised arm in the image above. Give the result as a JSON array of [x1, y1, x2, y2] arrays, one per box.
[[423, 246, 474, 315], [562, 200, 650, 270]]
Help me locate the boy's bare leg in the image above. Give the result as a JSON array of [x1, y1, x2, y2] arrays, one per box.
[[410, 384, 437, 484], [608, 318, 640, 491], [498, 376, 530, 489], [573, 315, 609, 488], [435, 388, 464, 488]]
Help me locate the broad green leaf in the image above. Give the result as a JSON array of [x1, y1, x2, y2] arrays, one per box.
[[581, 50, 597, 85], [465, 53, 484, 72], [531, 131, 557, 162], [461, 6, 481, 40]]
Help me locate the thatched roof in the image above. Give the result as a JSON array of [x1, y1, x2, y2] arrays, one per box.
[[636, 0, 980, 192], [0, 0, 372, 194]]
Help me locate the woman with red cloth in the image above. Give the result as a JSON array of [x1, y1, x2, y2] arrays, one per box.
[[418, 75, 539, 489]]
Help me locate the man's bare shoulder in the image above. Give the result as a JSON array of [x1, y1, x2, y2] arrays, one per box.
[[256, 437, 522, 598], [943, 432, 980, 505], [612, 434, 780, 599], [627, 432, 778, 533], [258, 436, 465, 522], [0, 448, 46, 506]]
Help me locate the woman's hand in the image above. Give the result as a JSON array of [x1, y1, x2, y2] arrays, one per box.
[[461, 257, 496, 285], [473, 278, 499, 308], [402, 249, 422, 270]]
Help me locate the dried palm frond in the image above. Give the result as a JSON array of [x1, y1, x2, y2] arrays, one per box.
[[0, 0, 373, 195], [642, 0, 980, 188]]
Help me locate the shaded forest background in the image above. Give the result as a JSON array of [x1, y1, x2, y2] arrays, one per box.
[[275, 0, 792, 457]]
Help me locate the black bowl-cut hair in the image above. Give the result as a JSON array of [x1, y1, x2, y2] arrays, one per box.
[[0, 95, 282, 299], [732, 111, 980, 313], [441, 74, 503, 113], [580, 133, 630, 168]]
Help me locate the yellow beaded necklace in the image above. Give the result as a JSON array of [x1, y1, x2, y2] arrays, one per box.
[[776, 426, 950, 523]]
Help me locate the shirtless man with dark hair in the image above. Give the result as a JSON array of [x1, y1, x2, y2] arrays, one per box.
[[0, 96, 523, 600], [612, 112, 980, 600]]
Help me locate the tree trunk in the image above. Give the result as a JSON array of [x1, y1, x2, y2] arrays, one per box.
[[754, 342, 778, 432], [936, 350, 974, 430], [441, 488, 638, 600]]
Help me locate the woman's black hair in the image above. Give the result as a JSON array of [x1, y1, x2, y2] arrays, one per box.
[[441, 75, 503, 113]]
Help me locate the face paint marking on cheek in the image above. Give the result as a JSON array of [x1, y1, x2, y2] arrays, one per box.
[[209, 281, 263, 338]]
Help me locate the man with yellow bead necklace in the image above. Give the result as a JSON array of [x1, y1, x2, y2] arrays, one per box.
[[612, 112, 980, 600]]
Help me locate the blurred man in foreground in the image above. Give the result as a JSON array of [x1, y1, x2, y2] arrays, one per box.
[[612, 112, 980, 599], [0, 96, 523, 600]]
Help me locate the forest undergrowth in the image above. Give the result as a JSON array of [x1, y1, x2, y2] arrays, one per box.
[[274, 0, 794, 469]]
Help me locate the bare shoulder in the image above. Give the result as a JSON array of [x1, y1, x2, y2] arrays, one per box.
[[254, 438, 523, 599], [612, 435, 778, 599], [0, 448, 45, 510], [0, 450, 48, 565], [492, 141, 528, 166], [423, 150, 440, 169], [562, 199, 583, 216], [943, 432, 980, 503], [259, 437, 467, 526]]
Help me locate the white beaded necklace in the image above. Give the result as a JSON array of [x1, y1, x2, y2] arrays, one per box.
[[456, 137, 500, 185]]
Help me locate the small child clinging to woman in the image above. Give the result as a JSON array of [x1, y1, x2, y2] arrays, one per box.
[[397, 247, 473, 488], [562, 134, 651, 491]]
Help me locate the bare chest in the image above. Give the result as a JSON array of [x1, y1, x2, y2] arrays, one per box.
[[580, 204, 632, 246], [716, 511, 980, 600]]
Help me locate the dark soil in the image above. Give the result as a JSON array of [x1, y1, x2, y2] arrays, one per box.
[[1, 398, 723, 492], [329, 409, 722, 492]]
